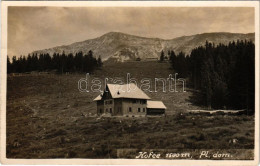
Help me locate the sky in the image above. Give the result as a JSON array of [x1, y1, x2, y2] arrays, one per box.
[[8, 7, 255, 56]]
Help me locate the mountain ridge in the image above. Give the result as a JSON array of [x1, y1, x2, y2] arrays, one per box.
[[32, 32, 255, 61]]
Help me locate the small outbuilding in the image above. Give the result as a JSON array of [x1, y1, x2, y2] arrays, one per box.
[[147, 101, 166, 115]]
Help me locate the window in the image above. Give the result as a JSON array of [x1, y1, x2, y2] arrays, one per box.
[[105, 100, 113, 105], [129, 107, 132, 112], [99, 109, 102, 113], [133, 99, 140, 103], [143, 108, 146, 112], [106, 108, 108, 112], [141, 100, 147, 104], [138, 108, 141, 112], [110, 108, 112, 113]]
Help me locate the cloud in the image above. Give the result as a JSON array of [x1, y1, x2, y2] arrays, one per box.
[[7, 7, 254, 56]]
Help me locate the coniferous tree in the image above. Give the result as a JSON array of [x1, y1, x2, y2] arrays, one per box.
[[169, 50, 176, 62], [26, 54, 33, 72], [7, 56, 11, 73], [201, 60, 213, 109], [160, 50, 164, 62], [98, 55, 103, 67]]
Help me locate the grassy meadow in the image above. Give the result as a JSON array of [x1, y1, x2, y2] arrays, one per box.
[[6, 61, 254, 158]]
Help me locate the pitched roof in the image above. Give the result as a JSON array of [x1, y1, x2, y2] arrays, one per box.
[[93, 94, 102, 101], [147, 100, 167, 109], [94, 83, 151, 101]]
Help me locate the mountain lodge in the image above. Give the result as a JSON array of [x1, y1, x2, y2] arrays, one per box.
[[93, 83, 166, 116]]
